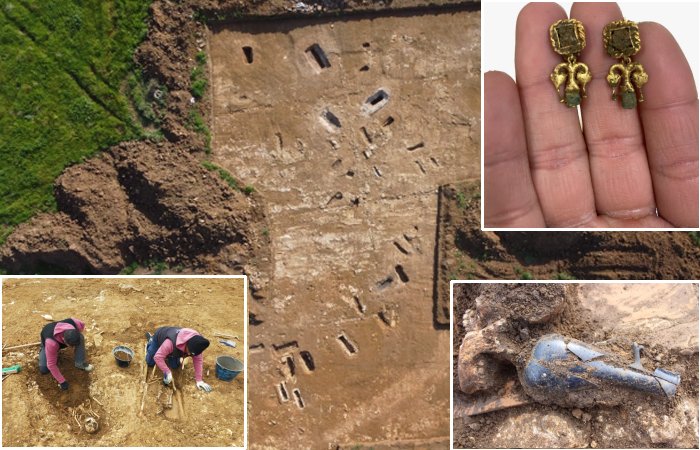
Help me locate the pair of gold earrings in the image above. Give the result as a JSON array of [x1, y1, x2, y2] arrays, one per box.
[[549, 18, 648, 109]]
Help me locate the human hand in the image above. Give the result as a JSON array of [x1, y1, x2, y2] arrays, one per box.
[[196, 381, 213, 392], [484, 2, 698, 228], [163, 371, 173, 386], [59, 381, 69, 391]]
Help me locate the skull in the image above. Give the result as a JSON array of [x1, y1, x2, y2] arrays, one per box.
[[84, 416, 99, 434]]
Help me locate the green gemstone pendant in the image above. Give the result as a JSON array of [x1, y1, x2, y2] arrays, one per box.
[[549, 19, 591, 108], [603, 19, 648, 109], [621, 91, 637, 109], [565, 91, 581, 107]]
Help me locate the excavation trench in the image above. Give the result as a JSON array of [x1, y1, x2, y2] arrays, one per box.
[[209, 6, 480, 447]]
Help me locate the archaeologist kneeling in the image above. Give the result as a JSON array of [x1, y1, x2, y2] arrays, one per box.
[[146, 326, 212, 392], [39, 318, 94, 390]]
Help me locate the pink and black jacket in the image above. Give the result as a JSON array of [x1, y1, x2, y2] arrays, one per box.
[[152, 327, 205, 382], [40, 318, 85, 384]]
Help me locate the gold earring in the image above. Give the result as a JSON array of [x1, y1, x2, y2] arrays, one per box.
[[549, 19, 592, 108], [603, 19, 648, 109]]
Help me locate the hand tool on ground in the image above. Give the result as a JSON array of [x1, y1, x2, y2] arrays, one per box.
[[213, 332, 238, 340], [2, 364, 21, 375], [219, 339, 237, 348], [3, 342, 41, 351]]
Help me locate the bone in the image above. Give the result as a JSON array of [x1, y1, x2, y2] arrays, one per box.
[[84, 416, 99, 434], [165, 390, 174, 409], [457, 319, 518, 394]]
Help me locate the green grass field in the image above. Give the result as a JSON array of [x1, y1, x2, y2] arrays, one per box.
[[0, 0, 152, 243]]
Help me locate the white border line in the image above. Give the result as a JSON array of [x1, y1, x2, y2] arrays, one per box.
[[450, 279, 700, 450], [0, 274, 248, 450], [479, 1, 700, 232]]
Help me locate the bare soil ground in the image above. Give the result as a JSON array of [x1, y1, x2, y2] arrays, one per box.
[[453, 283, 699, 449], [1, 278, 245, 446], [209, 7, 479, 447]]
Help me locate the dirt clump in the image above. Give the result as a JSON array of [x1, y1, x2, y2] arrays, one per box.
[[0, 141, 267, 276], [470, 284, 568, 327], [115, 351, 132, 362]]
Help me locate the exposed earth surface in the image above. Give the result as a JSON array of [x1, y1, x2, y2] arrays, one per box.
[[2, 277, 245, 446]]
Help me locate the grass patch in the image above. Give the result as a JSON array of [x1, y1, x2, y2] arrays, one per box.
[[202, 161, 239, 190], [514, 266, 534, 280], [454, 186, 480, 210], [126, 70, 166, 128], [120, 261, 139, 275], [188, 109, 211, 153], [201, 160, 256, 196], [149, 260, 168, 275], [447, 250, 477, 280], [456, 191, 467, 209], [554, 271, 576, 280], [0, 0, 152, 244], [690, 232, 700, 247], [120, 259, 172, 275], [190, 51, 207, 100]]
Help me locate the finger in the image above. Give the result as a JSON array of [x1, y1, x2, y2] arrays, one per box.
[[484, 71, 546, 227], [637, 22, 699, 227], [516, 3, 597, 227], [571, 2, 656, 220]]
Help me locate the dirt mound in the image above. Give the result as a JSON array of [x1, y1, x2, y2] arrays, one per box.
[[0, 142, 266, 275], [453, 283, 699, 449], [34, 359, 92, 408], [435, 181, 700, 326]]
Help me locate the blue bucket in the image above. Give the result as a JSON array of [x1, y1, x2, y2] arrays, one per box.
[[215, 355, 243, 381]]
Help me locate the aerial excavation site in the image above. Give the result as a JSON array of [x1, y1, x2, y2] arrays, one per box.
[[1, 0, 699, 448]]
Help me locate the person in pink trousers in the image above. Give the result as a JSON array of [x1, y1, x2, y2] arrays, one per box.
[[38, 318, 93, 391]]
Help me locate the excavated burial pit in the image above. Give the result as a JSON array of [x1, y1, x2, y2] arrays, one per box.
[[210, 6, 479, 447], [284, 354, 296, 377], [277, 382, 290, 403], [293, 388, 305, 409], [300, 350, 316, 371]]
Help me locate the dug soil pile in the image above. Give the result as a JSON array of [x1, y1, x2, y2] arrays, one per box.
[[2, 278, 244, 446], [434, 181, 700, 326], [453, 283, 699, 449]]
